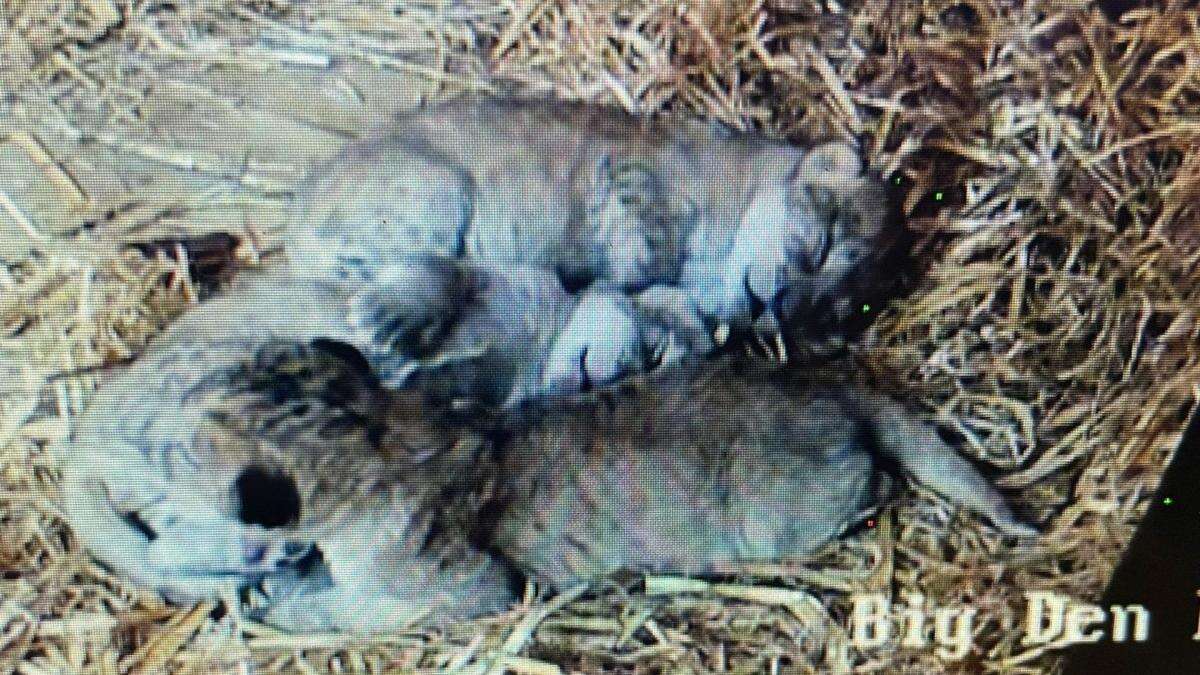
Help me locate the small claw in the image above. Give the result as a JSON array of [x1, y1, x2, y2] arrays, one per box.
[[995, 516, 1039, 539], [645, 339, 666, 369], [751, 311, 786, 363], [713, 323, 731, 346], [578, 347, 593, 391], [373, 356, 419, 390], [752, 330, 773, 360]]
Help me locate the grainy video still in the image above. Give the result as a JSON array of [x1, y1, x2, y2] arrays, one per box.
[[2, 1, 1197, 673]]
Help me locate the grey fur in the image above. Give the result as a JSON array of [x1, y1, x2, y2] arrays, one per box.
[[155, 256, 709, 409], [59, 339, 520, 627], [59, 342, 1033, 633], [487, 357, 1035, 590], [285, 98, 902, 350], [341, 254, 714, 406]]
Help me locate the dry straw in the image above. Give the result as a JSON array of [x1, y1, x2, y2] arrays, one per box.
[[0, 0, 1197, 672]]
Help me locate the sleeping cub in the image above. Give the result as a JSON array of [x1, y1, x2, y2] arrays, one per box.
[[286, 98, 904, 357]]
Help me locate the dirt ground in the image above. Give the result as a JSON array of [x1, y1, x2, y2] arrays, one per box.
[[1, 0, 1198, 673]]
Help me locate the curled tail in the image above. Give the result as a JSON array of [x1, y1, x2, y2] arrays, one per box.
[[850, 392, 1037, 538]]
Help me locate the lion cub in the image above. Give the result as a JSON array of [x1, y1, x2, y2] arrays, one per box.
[[60, 339, 1032, 633], [286, 98, 903, 356]]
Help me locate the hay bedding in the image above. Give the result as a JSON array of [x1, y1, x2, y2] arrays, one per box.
[[0, 0, 1196, 672]]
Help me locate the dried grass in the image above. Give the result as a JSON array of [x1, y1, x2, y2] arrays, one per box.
[[1, 0, 1197, 673]]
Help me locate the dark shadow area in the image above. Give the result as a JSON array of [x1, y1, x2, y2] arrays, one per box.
[[235, 466, 302, 528], [1064, 402, 1200, 674]]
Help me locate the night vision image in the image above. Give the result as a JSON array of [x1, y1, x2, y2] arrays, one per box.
[[0, 1, 1196, 673]]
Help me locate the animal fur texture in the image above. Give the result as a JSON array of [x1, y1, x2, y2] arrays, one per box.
[[59, 338, 1033, 633], [58, 338, 520, 629], [285, 98, 904, 353], [125, 255, 709, 411], [346, 253, 713, 406]]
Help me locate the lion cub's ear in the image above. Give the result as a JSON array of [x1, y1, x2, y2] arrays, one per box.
[[308, 338, 378, 385], [792, 141, 864, 186]]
